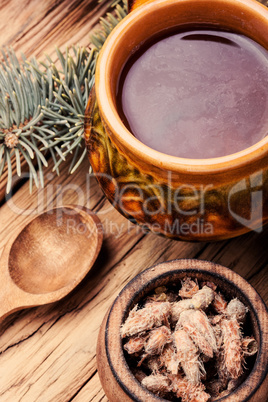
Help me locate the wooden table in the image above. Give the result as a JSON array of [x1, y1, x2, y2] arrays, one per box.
[[0, 1, 267, 401]]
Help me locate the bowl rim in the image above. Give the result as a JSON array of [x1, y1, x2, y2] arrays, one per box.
[[95, 0, 268, 173], [103, 259, 268, 401]]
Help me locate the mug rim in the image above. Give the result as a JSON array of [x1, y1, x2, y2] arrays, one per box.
[[95, 0, 268, 173]]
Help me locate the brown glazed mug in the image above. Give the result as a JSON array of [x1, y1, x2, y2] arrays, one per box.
[[84, 0, 268, 241]]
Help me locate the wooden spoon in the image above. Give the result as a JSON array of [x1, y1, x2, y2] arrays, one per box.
[[0, 205, 103, 321]]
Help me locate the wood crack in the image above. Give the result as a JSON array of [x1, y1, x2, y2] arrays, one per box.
[[67, 369, 98, 402], [200, 239, 231, 262], [102, 233, 147, 276], [91, 195, 106, 211], [55, 280, 107, 317], [247, 261, 268, 281], [94, 197, 108, 213], [0, 308, 72, 356], [0, 320, 48, 355], [192, 243, 210, 259]]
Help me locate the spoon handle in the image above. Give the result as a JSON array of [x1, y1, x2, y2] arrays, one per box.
[[0, 282, 35, 322], [0, 257, 23, 322], [0, 292, 21, 322]]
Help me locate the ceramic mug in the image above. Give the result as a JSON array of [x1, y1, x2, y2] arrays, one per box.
[[84, 0, 268, 241]]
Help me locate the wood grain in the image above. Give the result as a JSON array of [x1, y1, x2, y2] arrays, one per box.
[[0, 156, 267, 401], [0, 0, 111, 57], [0, 1, 267, 402]]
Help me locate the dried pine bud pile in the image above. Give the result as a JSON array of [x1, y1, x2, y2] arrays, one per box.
[[121, 277, 258, 401]]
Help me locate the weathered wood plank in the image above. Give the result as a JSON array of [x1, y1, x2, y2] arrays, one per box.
[[0, 0, 111, 56], [72, 371, 108, 402], [0, 155, 267, 401], [0, 174, 266, 401], [0, 1, 267, 401], [1, 155, 266, 402]]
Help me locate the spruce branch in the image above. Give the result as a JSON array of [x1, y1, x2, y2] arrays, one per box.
[[39, 45, 98, 174], [0, 0, 128, 194], [40, 0, 127, 174], [91, 0, 128, 49], [0, 48, 57, 193]]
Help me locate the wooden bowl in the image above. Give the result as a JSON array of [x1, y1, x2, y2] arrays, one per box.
[[84, 0, 268, 241], [96, 259, 268, 401]]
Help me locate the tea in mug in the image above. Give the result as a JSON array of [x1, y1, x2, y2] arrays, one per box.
[[117, 29, 268, 158]]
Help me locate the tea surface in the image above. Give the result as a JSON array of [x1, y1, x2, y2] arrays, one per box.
[[118, 30, 268, 158]]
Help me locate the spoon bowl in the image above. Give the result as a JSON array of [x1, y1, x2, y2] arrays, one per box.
[[0, 206, 103, 321]]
